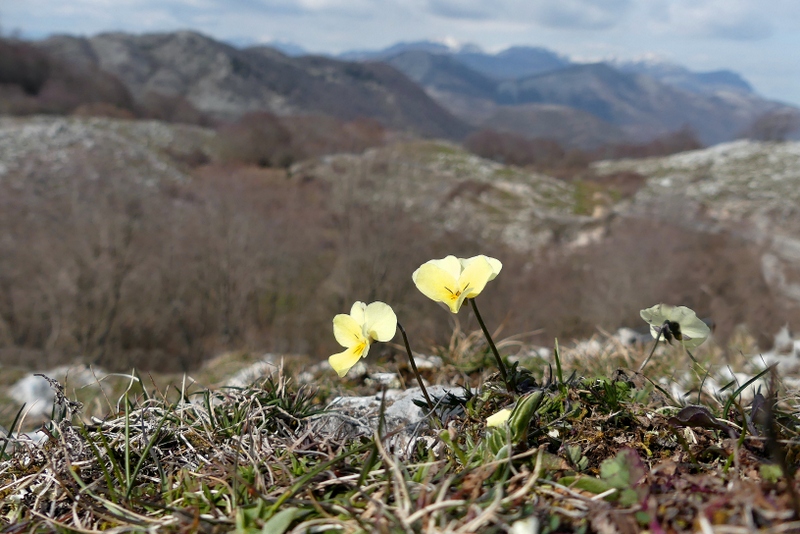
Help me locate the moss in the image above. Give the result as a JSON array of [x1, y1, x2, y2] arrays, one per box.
[[572, 180, 608, 215], [492, 167, 521, 180]]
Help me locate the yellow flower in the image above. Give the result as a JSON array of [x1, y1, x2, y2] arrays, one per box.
[[329, 301, 397, 377], [486, 408, 512, 427], [640, 303, 710, 350], [412, 255, 502, 313]]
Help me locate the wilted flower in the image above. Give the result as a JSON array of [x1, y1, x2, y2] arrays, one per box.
[[640, 303, 710, 349], [510, 517, 540, 534], [412, 255, 502, 313], [329, 301, 397, 377], [486, 408, 512, 428]]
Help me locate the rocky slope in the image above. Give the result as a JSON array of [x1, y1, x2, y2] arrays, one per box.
[[596, 140, 800, 306], [2, 115, 799, 364], [36, 31, 469, 139], [0, 115, 213, 187], [6, 115, 796, 286], [290, 139, 600, 252]]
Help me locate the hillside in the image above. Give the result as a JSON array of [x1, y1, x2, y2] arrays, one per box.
[[294, 136, 800, 345], [36, 31, 470, 139], [373, 48, 794, 147], [597, 140, 800, 313], [1, 115, 798, 370], [290, 139, 594, 252], [613, 58, 754, 96]]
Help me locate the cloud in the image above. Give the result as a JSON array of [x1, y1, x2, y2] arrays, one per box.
[[421, 0, 632, 29], [426, 0, 493, 20], [650, 0, 774, 41], [531, 0, 633, 30]]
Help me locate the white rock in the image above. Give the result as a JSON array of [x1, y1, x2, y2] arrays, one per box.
[[773, 325, 795, 354], [224, 359, 276, 388], [411, 354, 444, 370], [310, 385, 462, 458], [8, 364, 107, 418], [365, 372, 401, 388], [615, 327, 651, 346]]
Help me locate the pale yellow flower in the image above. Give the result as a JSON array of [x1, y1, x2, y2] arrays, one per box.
[[412, 255, 502, 313], [486, 408, 512, 427], [329, 301, 397, 377], [640, 303, 710, 350]]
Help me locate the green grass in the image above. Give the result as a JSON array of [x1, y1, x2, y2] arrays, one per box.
[[2, 331, 800, 533]]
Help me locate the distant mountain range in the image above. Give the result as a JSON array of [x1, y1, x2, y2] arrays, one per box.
[[341, 41, 571, 80], [341, 40, 754, 95], [32, 33, 798, 148], [611, 58, 754, 95], [353, 41, 794, 147]]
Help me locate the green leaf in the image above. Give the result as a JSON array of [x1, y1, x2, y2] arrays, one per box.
[[619, 488, 640, 507], [560, 476, 615, 496], [487, 428, 509, 456], [262, 507, 307, 534], [440, 429, 469, 465], [599, 448, 646, 490], [760, 464, 783, 483], [509, 391, 544, 442]]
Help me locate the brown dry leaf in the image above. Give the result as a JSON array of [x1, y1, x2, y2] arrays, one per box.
[[589, 507, 639, 534], [458, 464, 496, 501]]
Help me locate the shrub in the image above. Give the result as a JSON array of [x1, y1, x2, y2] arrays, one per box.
[[216, 111, 294, 167], [464, 127, 704, 175], [590, 126, 703, 160], [740, 110, 800, 142], [0, 38, 49, 95], [464, 129, 566, 168], [72, 102, 136, 120], [136, 91, 213, 126]]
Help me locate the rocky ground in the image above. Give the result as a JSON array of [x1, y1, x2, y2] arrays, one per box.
[[596, 140, 800, 309], [0, 115, 215, 188]]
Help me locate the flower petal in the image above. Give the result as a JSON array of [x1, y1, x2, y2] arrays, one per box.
[[453, 290, 470, 314], [640, 304, 670, 340], [329, 344, 368, 377], [364, 301, 397, 342], [419, 256, 462, 281], [349, 301, 367, 325], [640, 303, 670, 327], [670, 307, 710, 348], [333, 314, 364, 348], [413, 263, 461, 308], [669, 306, 708, 336], [459, 256, 494, 298], [461, 255, 502, 281], [486, 408, 512, 427]]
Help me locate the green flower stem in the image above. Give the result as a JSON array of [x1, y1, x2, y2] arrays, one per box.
[[397, 322, 436, 415], [638, 320, 667, 372], [469, 298, 512, 393]]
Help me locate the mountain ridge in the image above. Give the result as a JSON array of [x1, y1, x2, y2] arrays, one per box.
[[25, 32, 800, 148], [374, 47, 794, 146], [36, 31, 470, 139], [343, 40, 756, 96]]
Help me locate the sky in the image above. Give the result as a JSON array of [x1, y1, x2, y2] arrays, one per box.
[[4, 0, 800, 107]]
